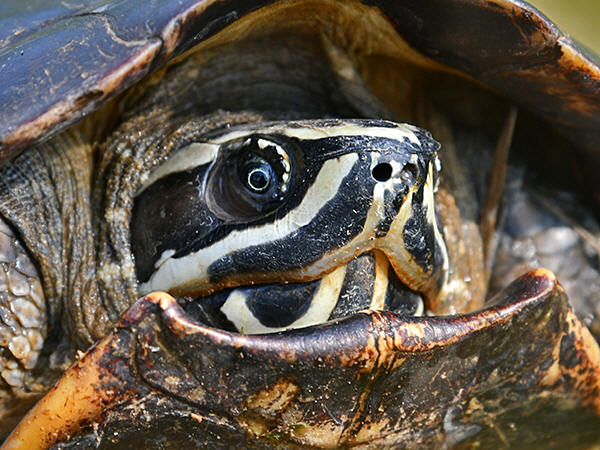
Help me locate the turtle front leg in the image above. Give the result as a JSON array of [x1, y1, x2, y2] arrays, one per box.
[[0, 133, 116, 436], [0, 217, 47, 435]]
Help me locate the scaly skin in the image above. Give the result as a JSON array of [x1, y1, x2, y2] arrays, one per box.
[[0, 217, 46, 436]]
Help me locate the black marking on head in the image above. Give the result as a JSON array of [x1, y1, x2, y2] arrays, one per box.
[[244, 280, 320, 328], [346, 119, 399, 129], [376, 189, 398, 238], [313, 135, 428, 162], [131, 163, 217, 282], [330, 253, 376, 320], [180, 279, 320, 332], [402, 183, 435, 274], [412, 127, 440, 155], [181, 290, 237, 332]]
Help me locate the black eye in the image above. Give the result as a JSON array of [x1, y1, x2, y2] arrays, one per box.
[[243, 161, 273, 193]]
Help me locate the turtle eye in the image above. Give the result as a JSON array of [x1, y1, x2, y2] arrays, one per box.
[[242, 159, 273, 193], [205, 136, 293, 221]]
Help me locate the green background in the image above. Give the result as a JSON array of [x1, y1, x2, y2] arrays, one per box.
[[528, 0, 600, 53]]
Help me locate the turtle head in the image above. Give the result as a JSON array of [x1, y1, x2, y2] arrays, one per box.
[[132, 118, 448, 309]]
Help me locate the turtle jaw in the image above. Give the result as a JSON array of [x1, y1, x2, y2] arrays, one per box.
[[180, 249, 426, 335]]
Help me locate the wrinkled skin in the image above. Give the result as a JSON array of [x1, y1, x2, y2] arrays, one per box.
[[1, 0, 600, 448]]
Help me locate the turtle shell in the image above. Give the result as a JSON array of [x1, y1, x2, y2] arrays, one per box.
[[2, 1, 600, 171], [2, 0, 600, 448]]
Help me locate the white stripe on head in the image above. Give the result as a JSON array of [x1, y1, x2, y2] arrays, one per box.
[[423, 162, 449, 292], [137, 121, 423, 187], [138, 142, 218, 194], [206, 121, 423, 146], [369, 250, 390, 311]]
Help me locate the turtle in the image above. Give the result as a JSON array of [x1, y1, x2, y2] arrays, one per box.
[[1, 0, 600, 448]]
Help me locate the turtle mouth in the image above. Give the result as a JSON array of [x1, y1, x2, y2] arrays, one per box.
[[180, 250, 425, 335]]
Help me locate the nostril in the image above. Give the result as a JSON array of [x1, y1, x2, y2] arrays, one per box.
[[372, 163, 392, 182]]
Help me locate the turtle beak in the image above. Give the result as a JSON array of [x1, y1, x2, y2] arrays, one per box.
[[5, 270, 600, 448], [378, 160, 449, 310]]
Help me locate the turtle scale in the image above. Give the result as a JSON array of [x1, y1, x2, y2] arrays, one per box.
[[1, 0, 600, 448]]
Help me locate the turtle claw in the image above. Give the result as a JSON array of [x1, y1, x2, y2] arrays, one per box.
[[5, 271, 600, 448]]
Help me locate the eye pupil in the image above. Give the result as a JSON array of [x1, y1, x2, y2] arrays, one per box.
[[246, 166, 271, 192]]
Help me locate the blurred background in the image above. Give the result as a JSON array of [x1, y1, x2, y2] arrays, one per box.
[[528, 0, 600, 53]]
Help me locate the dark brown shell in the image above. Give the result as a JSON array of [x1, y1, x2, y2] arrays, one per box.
[[5, 270, 600, 448], [1, 0, 600, 165]]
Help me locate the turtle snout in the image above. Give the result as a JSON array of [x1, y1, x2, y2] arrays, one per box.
[[371, 157, 420, 218], [372, 160, 419, 185], [372, 154, 449, 306]]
